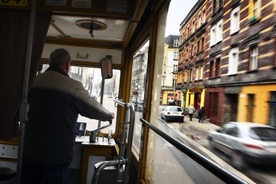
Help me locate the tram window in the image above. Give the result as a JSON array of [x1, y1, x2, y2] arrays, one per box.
[[39, 64, 120, 134], [131, 40, 149, 155]]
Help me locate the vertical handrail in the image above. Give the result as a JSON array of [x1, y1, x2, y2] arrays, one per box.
[[17, 1, 36, 183], [123, 103, 135, 184], [92, 99, 135, 184], [114, 99, 135, 184]]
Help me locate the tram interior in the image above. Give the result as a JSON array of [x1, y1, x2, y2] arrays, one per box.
[[0, 0, 146, 183], [0, 0, 254, 184]]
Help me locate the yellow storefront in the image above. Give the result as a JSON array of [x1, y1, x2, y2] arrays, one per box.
[[238, 84, 276, 125]]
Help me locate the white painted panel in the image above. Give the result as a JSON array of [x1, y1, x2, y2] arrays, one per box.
[[42, 44, 122, 65]]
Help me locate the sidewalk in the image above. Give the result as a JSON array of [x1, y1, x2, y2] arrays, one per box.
[[169, 115, 220, 148]]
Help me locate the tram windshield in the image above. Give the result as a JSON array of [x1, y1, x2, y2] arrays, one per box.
[[40, 64, 120, 134]]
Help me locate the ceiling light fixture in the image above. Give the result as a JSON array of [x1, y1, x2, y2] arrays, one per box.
[[76, 19, 107, 38]]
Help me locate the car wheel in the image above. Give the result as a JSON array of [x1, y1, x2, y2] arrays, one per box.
[[232, 152, 246, 170]]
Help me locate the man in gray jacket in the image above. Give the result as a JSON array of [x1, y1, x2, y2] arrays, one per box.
[[22, 48, 114, 184]]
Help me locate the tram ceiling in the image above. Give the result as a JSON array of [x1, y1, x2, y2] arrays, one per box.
[[35, 0, 150, 49]]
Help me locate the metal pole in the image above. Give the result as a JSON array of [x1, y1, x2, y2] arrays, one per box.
[[17, 0, 36, 183], [98, 78, 105, 128]]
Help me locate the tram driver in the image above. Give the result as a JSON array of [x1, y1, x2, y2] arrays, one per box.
[[22, 48, 114, 184]]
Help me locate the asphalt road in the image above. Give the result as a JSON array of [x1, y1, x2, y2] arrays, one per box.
[[165, 117, 276, 184]]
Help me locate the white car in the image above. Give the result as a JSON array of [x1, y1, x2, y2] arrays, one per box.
[[208, 122, 276, 169], [161, 106, 184, 122]]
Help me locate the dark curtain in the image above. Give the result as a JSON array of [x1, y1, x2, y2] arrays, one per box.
[[0, 10, 52, 139]]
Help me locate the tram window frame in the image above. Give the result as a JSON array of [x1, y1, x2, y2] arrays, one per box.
[[130, 40, 150, 156]]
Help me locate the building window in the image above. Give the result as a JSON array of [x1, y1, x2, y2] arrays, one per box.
[[202, 10, 206, 23], [210, 19, 223, 46], [217, 19, 223, 43], [249, 0, 260, 21], [198, 13, 201, 26], [189, 68, 193, 81], [209, 60, 214, 77], [199, 65, 203, 79], [228, 47, 239, 75], [253, 0, 260, 18], [173, 64, 178, 73], [184, 70, 188, 82], [213, 0, 217, 14], [174, 51, 179, 60], [219, 0, 223, 9], [173, 39, 179, 47], [249, 45, 258, 70], [201, 37, 204, 51], [210, 26, 216, 46], [215, 58, 220, 77], [195, 65, 203, 80], [197, 40, 201, 53], [195, 67, 199, 80], [192, 19, 196, 33], [230, 6, 240, 34]]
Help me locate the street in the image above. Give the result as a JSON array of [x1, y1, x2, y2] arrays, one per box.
[[166, 117, 276, 184]]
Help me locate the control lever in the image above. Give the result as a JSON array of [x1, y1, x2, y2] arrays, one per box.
[[90, 120, 112, 143]]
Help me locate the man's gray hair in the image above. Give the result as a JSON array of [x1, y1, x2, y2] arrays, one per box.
[[49, 48, 71, 66]]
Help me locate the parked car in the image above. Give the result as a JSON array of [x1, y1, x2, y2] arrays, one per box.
[[160, 106, 184, 122], [168, 98, 175, 105], [208, 122, 276, 170], [135, 99, 144, 112]]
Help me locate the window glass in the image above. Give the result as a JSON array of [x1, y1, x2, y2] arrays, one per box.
[[131, 40, 149, 155], [250, 127, 276, 141], [228, 47, 239, 75], [40, 64, 120, 134], [250, 46, 258, 70], [230, 6, 240, 34]]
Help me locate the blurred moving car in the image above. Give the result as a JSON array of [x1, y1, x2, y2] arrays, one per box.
[[161, 106, 184, 122], [208, 122, 276, 170]]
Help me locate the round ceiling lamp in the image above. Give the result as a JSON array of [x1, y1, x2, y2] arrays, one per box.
[[76, 19, 107, 38]]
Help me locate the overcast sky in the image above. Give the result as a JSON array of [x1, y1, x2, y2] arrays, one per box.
[[165, 0, 197, 36]]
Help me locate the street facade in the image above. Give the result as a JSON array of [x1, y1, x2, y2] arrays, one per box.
[[176, 0, 276, 126]]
